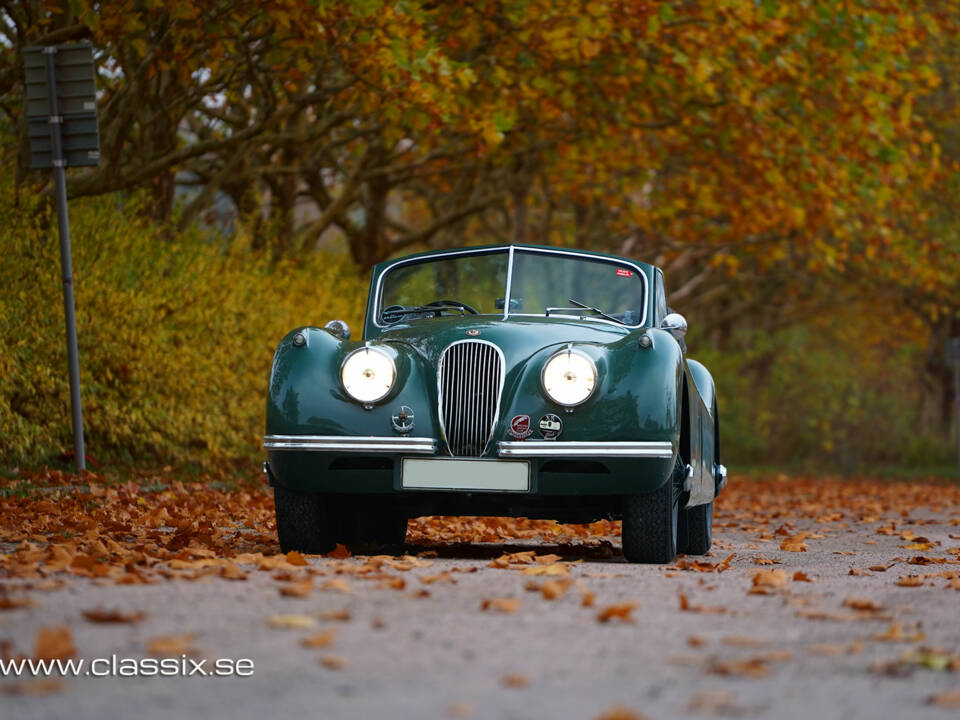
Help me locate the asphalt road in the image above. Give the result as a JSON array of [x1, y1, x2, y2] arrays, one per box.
[[2, 479, 959, 720]]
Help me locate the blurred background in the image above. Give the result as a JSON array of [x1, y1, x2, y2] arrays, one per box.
[[1, 1, 958, 475]]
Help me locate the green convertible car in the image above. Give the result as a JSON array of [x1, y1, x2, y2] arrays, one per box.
[[263, 244, 726, 563]]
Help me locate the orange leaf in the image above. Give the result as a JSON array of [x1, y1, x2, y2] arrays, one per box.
[[895, 575, 924, 587], [500, 673, 530, 688], [843, 597, 883, 611], [751, 569, 790, 589], [325, 544, 351, 559], [285, 551, 309, 566], [319, 654, 348, 670], [481, 598, 521, 614], [279, 580, 313, 598], [593, 705, 649, 720], [540, 579, 573, 600], [596, 603, 636, 623], [320, 578, 354, 594], [34, 627, 74, 660], [82, 608, 145, 624], [301, 630, 337, 648], [147, 633, 195, 656]]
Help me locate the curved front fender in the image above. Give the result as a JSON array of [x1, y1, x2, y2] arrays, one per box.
[[497, 328, 683, 447], [265, 328, 435, 438]]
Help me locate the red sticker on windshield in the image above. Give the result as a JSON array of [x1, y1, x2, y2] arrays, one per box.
[[615, 268, 632, 277]]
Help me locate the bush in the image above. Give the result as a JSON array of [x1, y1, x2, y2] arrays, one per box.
[[0, 185, 366, 469], [695, 319, 953, 473]]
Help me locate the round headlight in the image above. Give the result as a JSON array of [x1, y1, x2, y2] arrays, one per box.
[[541, 349, 597, 407], [341, 347, 396, 404]]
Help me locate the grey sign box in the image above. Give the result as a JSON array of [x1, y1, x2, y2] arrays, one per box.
[[23, 42, 100, 169]]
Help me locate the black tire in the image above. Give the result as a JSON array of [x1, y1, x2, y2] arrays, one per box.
[[622, 476, 679, 564], [678, 501, 713, 555], [678, 397, 718, 555], [273, 484, 336, 554]]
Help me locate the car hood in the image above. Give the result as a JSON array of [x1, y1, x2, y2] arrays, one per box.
[[373, 315, 635, 365]]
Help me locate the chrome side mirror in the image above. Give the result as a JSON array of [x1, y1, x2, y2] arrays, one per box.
[[661, 312, 687, 340], [324, 319, 351, 340]]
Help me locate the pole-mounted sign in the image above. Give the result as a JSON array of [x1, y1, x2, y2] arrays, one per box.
[[22, 41, 100, 473]]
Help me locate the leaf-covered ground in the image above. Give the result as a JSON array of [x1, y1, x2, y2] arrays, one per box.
[[1, 472, 959, 718]]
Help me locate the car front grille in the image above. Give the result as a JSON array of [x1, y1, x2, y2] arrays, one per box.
[[438, 340, 504, 457]]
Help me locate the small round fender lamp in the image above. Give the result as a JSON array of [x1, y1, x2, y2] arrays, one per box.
[[325, 319, 351, 340]]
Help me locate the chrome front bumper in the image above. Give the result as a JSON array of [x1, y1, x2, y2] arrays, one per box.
[[263, 435, 438, 454], [264, 435, 674, 460], [497, 440, 674, 458]]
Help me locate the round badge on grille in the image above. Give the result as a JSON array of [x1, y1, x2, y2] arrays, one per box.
[[538, 413, 563, 440], [508, 414, 532, 439], [466, 329, 480, 336], [392, 405, 415, 434]]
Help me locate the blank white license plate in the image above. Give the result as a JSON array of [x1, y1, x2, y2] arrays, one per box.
[[401, 458, 530, 492]]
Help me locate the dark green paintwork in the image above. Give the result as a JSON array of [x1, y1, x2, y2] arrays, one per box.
[[265, 244, 718, 512]]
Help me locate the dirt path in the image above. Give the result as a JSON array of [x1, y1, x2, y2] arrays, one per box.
[[1, 476, 959, 719]]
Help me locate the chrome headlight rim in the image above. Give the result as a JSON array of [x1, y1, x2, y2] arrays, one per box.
[[540, 347, 598, 408], [340, 346, 397, 405]]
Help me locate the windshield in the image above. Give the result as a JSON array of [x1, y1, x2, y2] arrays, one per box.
[[377, 248, 647, 326], [379, 251, 509, 322], [509, 251, 647, 325]]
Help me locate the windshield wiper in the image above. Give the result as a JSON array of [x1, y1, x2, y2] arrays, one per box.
[[567, 298, 626, 325], [381, 300, 477, 324]]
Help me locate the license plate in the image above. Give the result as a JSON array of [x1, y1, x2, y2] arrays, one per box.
[[401, 458, 530, 492]]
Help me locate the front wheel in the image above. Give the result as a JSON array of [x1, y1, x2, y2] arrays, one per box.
[[621, 477, 678, 564], [678, 501, 713, 555], [273, 484, 336, 554]]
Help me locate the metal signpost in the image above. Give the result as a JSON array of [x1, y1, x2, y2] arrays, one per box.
[[949, 337, 960, 475], [23, 42, 100, 473]]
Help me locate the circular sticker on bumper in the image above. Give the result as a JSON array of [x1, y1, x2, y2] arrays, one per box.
[[538, 413, 563, 440], [508, 414, 532, 439]]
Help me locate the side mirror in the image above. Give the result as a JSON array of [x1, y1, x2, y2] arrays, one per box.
[[661, 312, 687, 340], [324, 319, 351, 340]]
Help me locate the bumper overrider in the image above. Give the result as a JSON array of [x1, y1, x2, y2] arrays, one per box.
[[263, 434, 677, 498]]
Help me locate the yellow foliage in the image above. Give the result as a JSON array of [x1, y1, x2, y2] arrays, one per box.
[[0, 185, 365, 468]]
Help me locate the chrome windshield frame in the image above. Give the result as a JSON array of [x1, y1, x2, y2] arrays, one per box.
[[373, 246, 648, 329]]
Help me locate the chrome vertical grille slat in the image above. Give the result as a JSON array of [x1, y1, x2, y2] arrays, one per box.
[[438, 340, 505, 457]]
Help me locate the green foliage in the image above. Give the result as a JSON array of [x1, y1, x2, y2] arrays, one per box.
[[0, 178, 952, 474], [697, 322, 953, 474], [0, 185, 366, 469]]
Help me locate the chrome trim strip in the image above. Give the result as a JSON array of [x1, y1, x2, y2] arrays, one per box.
[[372, 245, 649, 329], [497, 441, 674, 458], [503, 244, 515, 320], [264, 435, 438, 453]]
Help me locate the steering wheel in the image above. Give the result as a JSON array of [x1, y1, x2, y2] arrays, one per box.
[[425, 299, 479, 315]]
